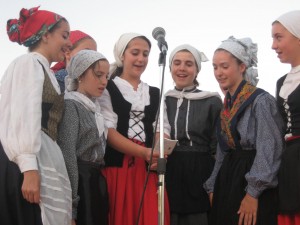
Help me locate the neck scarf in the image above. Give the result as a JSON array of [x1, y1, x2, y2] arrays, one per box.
[[165, 85, 221, 108], [64, 91, 107, 139], [219, 80, 264, 150]]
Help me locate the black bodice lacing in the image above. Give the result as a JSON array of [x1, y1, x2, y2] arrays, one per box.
[[129, 110, 145, 142]]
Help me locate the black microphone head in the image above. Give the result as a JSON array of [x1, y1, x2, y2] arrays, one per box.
[[152, 27, 166, 40]]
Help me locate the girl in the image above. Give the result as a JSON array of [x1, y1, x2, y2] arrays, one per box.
[[52, 30, 97, 93], [272, 10, 300, 225], [0, 6, 72, 225], [162, 44, 222, 225], [57, 49, 109, 225], [204, 36, 284, 225], [99, 33, 170, 225]]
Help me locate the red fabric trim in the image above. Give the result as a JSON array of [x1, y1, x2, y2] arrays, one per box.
[[278, 213, 300, 225], [286, 135, 300, 142]]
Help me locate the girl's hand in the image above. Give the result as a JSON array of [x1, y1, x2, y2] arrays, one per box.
[[238, 193, 258, 225], [143, 147, 159, 163], [22, 170, 40, 203]]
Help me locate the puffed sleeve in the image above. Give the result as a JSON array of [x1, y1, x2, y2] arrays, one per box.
[[0, 54, 44, 172], [245, 93, 284, 198], [98, 89, 118, 129], [57, 100, 80, 219]]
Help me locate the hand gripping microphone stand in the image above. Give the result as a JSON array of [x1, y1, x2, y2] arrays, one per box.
[[152, 27, 168, 225]]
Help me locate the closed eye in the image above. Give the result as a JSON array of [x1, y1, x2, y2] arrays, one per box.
[[93, 71, 105, 79]]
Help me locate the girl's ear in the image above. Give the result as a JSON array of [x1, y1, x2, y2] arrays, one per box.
[[41, 32, 50, 43], [240, 63, 247, 75]]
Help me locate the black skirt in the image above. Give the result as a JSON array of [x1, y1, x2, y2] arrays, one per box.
[[278, 138, 300, 214], [0, 142, 42, 225], [166, 149, 215, 213], [76, 160, 109, 225], [209, 150, 278, 225]]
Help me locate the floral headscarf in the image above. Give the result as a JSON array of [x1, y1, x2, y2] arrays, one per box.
[[7, 6, 64, 47]]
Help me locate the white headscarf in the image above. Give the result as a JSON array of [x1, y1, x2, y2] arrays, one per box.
[[276, 10, 300, 39], [64, 49, 108, 139], [217, 36, 259, 86], [169, 44, 208, 72], [109, 32, 150, 76], [65, 49, 107, 91]]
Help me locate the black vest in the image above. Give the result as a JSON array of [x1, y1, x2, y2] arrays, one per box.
[[104, 80, 159, 167], [276, 74, 300, 136]]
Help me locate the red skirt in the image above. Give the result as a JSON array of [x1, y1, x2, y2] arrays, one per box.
[[278, 214, 300, 225], [102, 152, 170, 225]]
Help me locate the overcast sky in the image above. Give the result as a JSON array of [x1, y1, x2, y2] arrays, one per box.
[[0, 0, 298, 96]]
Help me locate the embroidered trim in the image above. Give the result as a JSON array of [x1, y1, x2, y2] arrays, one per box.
[[220, 82, 257, 149]]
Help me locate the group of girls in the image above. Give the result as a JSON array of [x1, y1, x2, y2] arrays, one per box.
[[0, 6, 299, 225]]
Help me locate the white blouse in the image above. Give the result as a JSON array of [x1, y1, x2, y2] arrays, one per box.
[[0, 52, 61, 172], [98, 76, 150, 142], [279, 65, 300, 99]]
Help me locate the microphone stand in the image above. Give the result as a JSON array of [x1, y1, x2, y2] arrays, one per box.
[[157, 49, 167, 225]]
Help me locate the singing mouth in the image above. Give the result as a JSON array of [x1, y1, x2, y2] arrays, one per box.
[[217, 78, 227, 83], [176, 74, 188, 78]]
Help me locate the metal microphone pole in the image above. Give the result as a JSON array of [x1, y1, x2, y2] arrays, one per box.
[[157, 48, 167, 225]]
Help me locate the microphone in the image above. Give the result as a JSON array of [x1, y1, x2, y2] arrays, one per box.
[[152, 27, 168, 53]]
